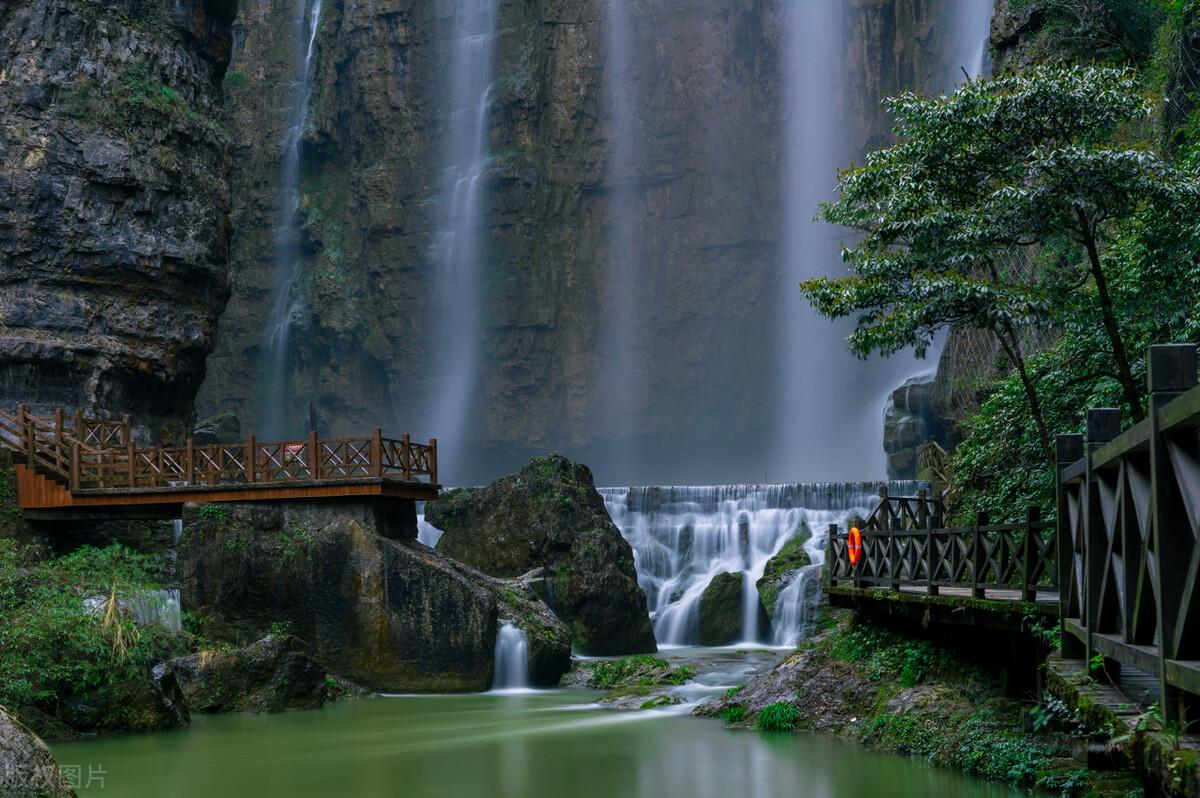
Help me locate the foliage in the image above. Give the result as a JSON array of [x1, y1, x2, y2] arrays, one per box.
[[721, 705, 748, 724], [197, 503, 228, 522], [803, 65, 1200, 467], [827, 622, 957, 687], [864, 707, 1064, 788], [755, 702, 801, 732], [223, 70, 248, 87], [0, 540, 184, 708], [723, 685, 745, 699], [585, 655, 691, 690], [55, 60, 224, 140]]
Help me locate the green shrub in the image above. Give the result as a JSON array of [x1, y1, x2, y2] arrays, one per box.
[[0, 540, 184, 708], [755, 702, 801, 732], [197, 503, 228, 522], [723, 685, 745, 699], [587, 655, 671, 690], [721, 705, 748, 724], [223, 70, 248, 87]]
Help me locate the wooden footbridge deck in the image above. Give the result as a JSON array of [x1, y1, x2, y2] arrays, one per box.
[[826, 344, 1200, 721], [1, 406, 439, 518]]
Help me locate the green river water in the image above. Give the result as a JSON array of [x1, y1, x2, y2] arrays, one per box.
[[53, 689, 1023, 798]]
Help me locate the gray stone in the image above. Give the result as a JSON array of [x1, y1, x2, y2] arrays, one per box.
[[427, 455, 655, 655], [0, 708, 75, 798]]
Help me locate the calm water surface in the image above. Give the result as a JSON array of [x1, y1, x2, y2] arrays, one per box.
[[54, 690, 1024, 798]]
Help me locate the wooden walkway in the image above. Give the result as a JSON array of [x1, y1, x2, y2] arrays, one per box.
[[1, 406, 439, 516]]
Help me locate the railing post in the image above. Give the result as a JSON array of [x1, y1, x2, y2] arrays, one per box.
[[308, 430, 319, 480], [925, 513, 939, 596], [917, 488, 928, 529], [1085, 408, 1121, 677], [825, 522, 836, 587], [121, 413, 131, 447], [401, 433, 411, 480], [24, 420, 35, 468], [884, 490, 899, 591], [186, 437, 195, 485], [126, 439, 135, 487], [16, 405, 26, 452], [972, 511, 988, 599], [429, 437, 438, 485], [73, 409, 83, 441], [1147, 344, 1197, 721], [1056, 433, 1085, 658], [246, 435, 257, 483], [370, 428, 382, 478], [54, 408, 64, 443], [1022, 507, 1040, 602], [70, 442, 79, 490]]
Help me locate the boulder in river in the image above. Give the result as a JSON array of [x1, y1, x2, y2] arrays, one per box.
[[0, 708, 75, 798], [698, 571, 768, 646], [756, 525, 813, 616], [426, 455, 656, 655], [166, 634, 328, 714], [179, 500, 572, 692]]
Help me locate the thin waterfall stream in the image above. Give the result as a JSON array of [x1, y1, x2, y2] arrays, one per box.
[[423, 0, 498, 480], [256, 0, 323, 437]]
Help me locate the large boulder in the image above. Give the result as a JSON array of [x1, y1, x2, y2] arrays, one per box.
[[178, 500, 571, 692], [0, 708, 75, 798], [756, 527, 813, 616], [166, 635, 328, 714], [58, 665, 189, 735], [426, 455, 656, 655], [698, 571, 767, 646]]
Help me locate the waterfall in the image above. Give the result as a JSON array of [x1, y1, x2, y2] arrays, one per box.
[[416, 502, 443, 548], [491, 621, 531, 691], [774, 2, 997, 482], [424, 0, 498, 481], [598, 0, 641, 458], [85, 589, 182, 635], [256, 0, 323, 439], [602, 482, 923, 646]]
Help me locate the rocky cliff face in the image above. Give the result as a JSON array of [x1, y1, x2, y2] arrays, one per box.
[[179, 499, 572, 691], [0, 0, 235, 441], [195, 0, 986, 483]]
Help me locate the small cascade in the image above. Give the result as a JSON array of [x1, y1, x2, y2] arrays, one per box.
[[491, 621, 530, 691], [85, 589, 182, 635], [603, 482, 922, 646], [257, 0, 324, 437], [415, 502, 444, 548], [771, 566, 823, 647]]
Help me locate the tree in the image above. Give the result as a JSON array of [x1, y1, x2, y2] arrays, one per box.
[[801, 65, 1200, 464]]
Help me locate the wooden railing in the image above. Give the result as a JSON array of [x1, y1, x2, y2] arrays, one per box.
[[0, 407, 438, 492], [827, 505, 1055, 600], [861, 486, 941, 532], [1057, 344, 1200, 720]]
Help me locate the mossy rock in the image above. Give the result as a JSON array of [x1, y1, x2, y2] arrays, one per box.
[[756, 528, 813, 615]]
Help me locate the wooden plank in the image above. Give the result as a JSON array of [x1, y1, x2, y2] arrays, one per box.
[[1165, 660, 1200, 696], [1092, 632, 1162, 677], [15, 464, 438, 511]]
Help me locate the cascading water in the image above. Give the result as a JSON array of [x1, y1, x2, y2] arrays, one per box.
[[603, 482, 923, 646], [491, 621, 531, 691], [85, 589, 182, 635], [598, 0, 641, 457], [424, 0, 498, 480], [256, 0, 323, 439]]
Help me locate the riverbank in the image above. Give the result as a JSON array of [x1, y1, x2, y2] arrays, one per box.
[[693, 611, 1144, 797]]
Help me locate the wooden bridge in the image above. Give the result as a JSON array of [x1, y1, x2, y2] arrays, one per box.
[[0, 406, 439, 518], [824, 344, 1200, 721]]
